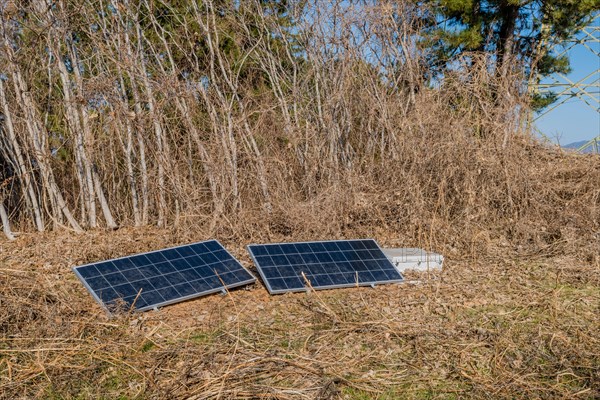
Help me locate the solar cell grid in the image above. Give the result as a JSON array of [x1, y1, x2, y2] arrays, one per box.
[[73, 240, 256, 313], [247, 239, 403, 294]]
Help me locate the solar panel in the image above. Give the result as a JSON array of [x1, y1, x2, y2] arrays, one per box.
[[247, 239, 404, 294], [73, 240, 256, 313]]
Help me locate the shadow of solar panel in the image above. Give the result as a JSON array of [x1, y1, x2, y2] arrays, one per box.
[[247, 239, 403, 294], [73, 240, 256, 313]]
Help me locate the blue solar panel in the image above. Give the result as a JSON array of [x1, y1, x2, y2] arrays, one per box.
[[73, 240, 256, 313], [247, 239, 403, 294]]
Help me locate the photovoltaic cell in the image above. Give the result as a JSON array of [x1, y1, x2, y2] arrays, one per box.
[[73, 240, 256, 313], [247, 239, 404, 294]]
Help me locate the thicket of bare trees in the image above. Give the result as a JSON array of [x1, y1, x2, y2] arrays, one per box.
[[2, 0, 592, 244]]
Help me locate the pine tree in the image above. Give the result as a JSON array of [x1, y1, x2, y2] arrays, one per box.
[[424, 0, 599, 110]]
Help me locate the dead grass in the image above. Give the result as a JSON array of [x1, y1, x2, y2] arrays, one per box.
[[1, 130, 599, 398], [2, 89, 599, 397], [1, 224, 598, 399], [1, 4, 598, 397]]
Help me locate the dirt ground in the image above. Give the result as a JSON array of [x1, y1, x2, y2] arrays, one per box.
[[1, 228, 599, 399]]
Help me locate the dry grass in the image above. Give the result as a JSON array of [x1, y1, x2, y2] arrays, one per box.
[[2, 101, 599, 397], [1, 3, 598, 398], [1, 215, 598, 399]]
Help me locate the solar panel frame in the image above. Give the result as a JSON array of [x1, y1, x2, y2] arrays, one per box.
[[247, 239, 404, 294], [73, 240, 256, 313]]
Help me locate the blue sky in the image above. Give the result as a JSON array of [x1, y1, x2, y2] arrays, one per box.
[[534, 20, 599, 145]]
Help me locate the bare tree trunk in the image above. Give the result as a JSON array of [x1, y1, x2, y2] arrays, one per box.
[[0, 202, 15, 240], [117, 3, 168, 226], [99, 0, 146, 226], [111, 1, 150, 224], [176, 96, 222, 214], [0, 79, 44, 231], [54, 42, 96, 228], [113, 98, 142, 226], [92, 168, 117, 228], [196, 0, 273, 211], [136, 30, 168, 227], [8, 63, 82, 232], [65, 39, 117, 228], [140, 1, 223, 218], [126, 72, 150, 225], [192, 0, 240, 212]]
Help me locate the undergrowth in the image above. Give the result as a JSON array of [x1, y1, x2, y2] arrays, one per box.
[[1, 2, 598, 398], [0, 208, 598, 398]]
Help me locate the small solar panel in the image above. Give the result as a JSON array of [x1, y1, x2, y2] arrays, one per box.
[[73, 240, 256, 312], [247, 239, 404, 294]]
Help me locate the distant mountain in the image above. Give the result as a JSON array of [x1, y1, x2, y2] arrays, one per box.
[[562, 139, 599, 154]]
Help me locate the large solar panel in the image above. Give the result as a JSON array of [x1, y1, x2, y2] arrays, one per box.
[[247, 239, 404, 294], [73, 240, 256, 313]]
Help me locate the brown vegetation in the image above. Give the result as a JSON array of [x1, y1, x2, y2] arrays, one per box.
[[0, 1, 597, 248], [0, 224, 598, 399], [0, 1, 598, 398]]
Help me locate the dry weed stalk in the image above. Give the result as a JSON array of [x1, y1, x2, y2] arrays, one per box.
[[0, 0, 595, 253], [0, 1, 598, 398]]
